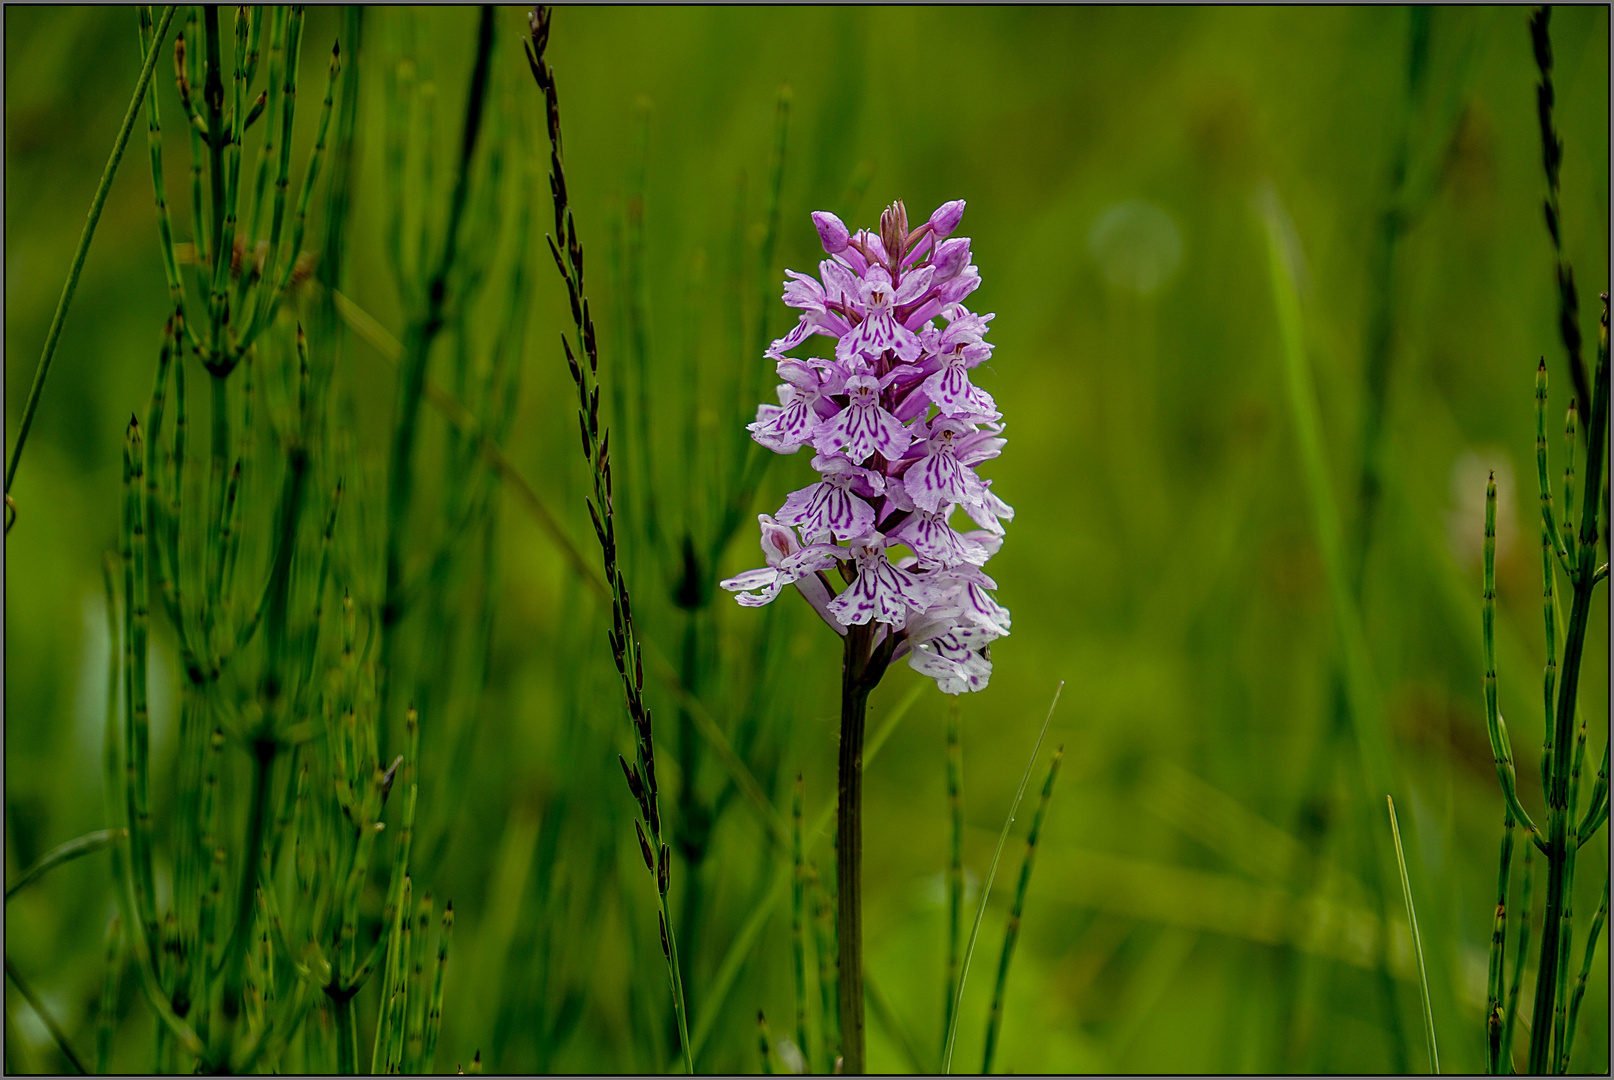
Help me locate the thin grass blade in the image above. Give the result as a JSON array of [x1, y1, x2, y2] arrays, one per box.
[[1387, 796, 1439, 1074], [942, 681, 1063, 1074]]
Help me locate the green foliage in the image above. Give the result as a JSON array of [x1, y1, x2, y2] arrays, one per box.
[[4, 5, 1609, 1075]]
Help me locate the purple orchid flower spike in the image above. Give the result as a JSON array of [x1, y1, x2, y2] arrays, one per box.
[[727, 199, 1013, 1075], [722, 197, 1011, 696]]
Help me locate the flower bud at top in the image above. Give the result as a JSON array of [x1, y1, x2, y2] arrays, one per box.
[[929, 199, 966, 240], [932, 237, 971, 282], [812, 211, 850, 254], [879, 200, 908, 267]]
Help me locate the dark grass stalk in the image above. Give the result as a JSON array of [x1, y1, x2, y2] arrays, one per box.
[[4, 4, 175, 501], [981, 747, 1063, 1074], [1527, 299, 1608, 1073], [683, 681, 926, 1071], [1529, 7, 1592, 422], [836, 622, 882, 1074], [525, 8, 693, 1070], [1503, 844, 1535, 1070]]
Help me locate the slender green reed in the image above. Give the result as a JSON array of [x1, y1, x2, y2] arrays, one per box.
[[982, 747, 1063, 1074], [943, 683, 1062, 1074], [4, 5, 176, 501], [1387, 796, 1438, 1073]]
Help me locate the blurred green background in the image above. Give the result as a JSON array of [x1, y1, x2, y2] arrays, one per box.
[[5, 5, 1609, 1074]]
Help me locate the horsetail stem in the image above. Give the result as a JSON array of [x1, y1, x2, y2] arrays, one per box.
[[272, 40, 340, 302], [97, 915, 124, 1074], [1537, 358, 1571, 570], [388, 877, 415, 1072], [1562, 875, 1609, 1064], [405, 893, 432, 1071], [1563, 396, 1579, 564], [122, 416, 160, 961], [197, 727, 225, 1042], [808, 865, 839, 1069], [244, 7, 286, 271], [422, 902, 453, 1071], [1529, 295, 1610, 1073], [982, 747, 1063, 1074], [1482, 471, 1542, 843], [1542, 440, 1560, 799], [201, 5, 231, 353], [1486, 810, 1515, 1073], [259, 5, 303, 337], [1579, 740, 1609, 847], [138, 9, 196, 347]]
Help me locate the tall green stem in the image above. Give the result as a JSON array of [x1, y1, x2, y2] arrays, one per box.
[[837, 622, 877, 1074]]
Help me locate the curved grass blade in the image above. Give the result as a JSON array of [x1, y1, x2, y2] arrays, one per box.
[[942, 682, 1063, 1074], [5, 828, 125, 902], [1387, 796, 1439, 1074]]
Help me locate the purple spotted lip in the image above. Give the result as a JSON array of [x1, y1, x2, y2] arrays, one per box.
[[722, 199, 1012, 695]]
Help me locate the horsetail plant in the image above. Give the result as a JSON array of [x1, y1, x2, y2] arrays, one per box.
[[1479, 296, 1609, 1074], [81, 7, 545, 1072], [722, 196, 1012, 1072], [525, 6, 695, 1071]]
